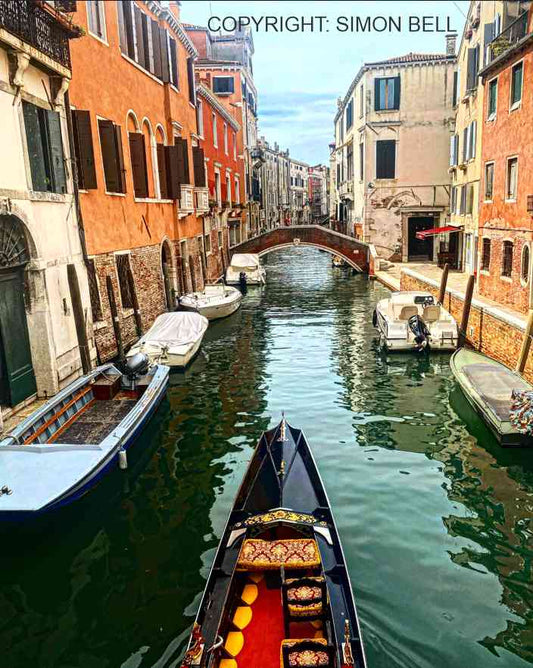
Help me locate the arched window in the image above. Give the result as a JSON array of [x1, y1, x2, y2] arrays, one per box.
[[155, 125, 168, 200], [521, 243, 530, 284]]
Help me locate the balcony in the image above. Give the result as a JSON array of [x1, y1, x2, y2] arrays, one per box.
[[195, 186, 209, 214], [487, 11, 530, 63], [0, 0, 78, 70], [178, 184, 194, 218]]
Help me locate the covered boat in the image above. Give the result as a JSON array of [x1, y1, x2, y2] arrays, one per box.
[[179, 285, 242, 321], [127, 312, 208, 368], [179, 418, 367, 668], [451, 348, 533, 447], [373, 291, 458, 351], [0, 357, 169, 519], [226, 253, 266, 286]]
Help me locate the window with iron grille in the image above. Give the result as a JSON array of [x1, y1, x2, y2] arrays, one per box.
[[86, 259, 103, 320], [521, 244, 530, 284], [115, 254, 134, 309], [485, 162, 494, 200], [481, 238, 491, 271], [502, 240, 513, 277]]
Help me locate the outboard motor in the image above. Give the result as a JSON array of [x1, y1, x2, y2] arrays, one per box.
[[408, 314, 430, 352], [124, 352, 149, 387], [239, 271, 247, 294]]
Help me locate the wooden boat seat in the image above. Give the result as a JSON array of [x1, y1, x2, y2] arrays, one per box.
[[237, 539, 321, 570], [280, 638, 333, 667]]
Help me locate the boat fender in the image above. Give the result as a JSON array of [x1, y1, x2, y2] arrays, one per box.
[[119, 448, 128, 470], [372, 309, 378, 327]]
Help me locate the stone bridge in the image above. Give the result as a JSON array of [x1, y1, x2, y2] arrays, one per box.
[[231, 225, 376, 274]]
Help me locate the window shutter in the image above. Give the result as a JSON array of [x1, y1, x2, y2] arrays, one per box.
[[114, 124, 126, 193], [128, 132, 148, 198], [193, 146, 206, 187], [117, 0, 128, 54], [483, 22, 495, 65], [157, 144, 169, 199], [376, 140, 395, 179], [374, 78, 380, 110], [72, 110, 97, 190], [460, 185, 466, 213], [22, 102, 48, 192], [187, 58, 196, 104], [169, 37, 178, 86], [449, 135, 455, 166], [99, 120, 121, 193], [165, 145, 180, 199], [470, 121, 477, 159], [466, 48, 476, 90], [122, 0, 135, 59], [141, 12, 151, 72], [160, 27, 170, 82], [46, 110, 67, 194], [151, 18, 162, 79], [393, 75, 401, 109], [134, 7, 145, 68], [462, 127, 468, 162], [452, 71, 458, 106], [176, 137, 190, 185]]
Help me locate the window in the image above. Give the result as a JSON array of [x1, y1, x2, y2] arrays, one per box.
[[192, 145, 206, 187], [488, 78, 497, 120], [502, 240, 513, 277], [469, 121, 477, 160], [215, 170, 221, 206], [359, 85, 364, 117], [481, 238, 491, 271], [452, 70, 458, 107], [72, 110, 97, 190], [466, 44, 479, 91], [197, 99, 204, 137], [218, 230, 223, 248], [359, 141, 364, 181], [212, 113, 218, 148], [87, 0, 106, 41], [86, 258, 102, 321], [204, 233, 211, 253], [522, 244, 530, 284], [187, 57, 195, 104], [226, 171, 232, 205], [374, 76, 400, 111], [462, 126, 468, 163], [459, 185, 467, 214], [213, 76, 235, 95], [510, 62, 523, 109], [98, 119, 126, 194], [22, 101, 66, 194], [376, 140, 396, 179], [169, 37, 178, 87], [450, 186, 457, 213], [449, 134, 458, 167], [128, 131, 149, 198], [346, 100, 353, 130], [233, 131, 237, 160], [484, 162, 494, 200], [466, 183, 474, 214], [235, 175, 240, 202], [115, 254, 134, 309], [346, 142, 353, 181], [224, 123, 228, 154], [506, 157, 518, 200]]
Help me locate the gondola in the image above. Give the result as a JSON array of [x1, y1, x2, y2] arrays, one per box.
[[179, 419, 367, 668]]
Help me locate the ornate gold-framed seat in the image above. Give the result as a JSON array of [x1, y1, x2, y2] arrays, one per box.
[[280, 638, 334, 667], [281, 574, 326, 634]]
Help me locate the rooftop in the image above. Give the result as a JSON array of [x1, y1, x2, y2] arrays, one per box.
[[366, 52, 451, 66]]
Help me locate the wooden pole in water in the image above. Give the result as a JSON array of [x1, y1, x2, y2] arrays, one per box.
[[106, 275, 124, 362], [516, 309, 533, 374], [438, 263, 449, 304], [126, 264, 142, 337], [458, 274, 475, 348]]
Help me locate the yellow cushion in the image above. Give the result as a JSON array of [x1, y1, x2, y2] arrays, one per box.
[[314, 630, 325, 639], [248, 572, 264, 583], [225, 631, 244, 657], [219, 661, 237, 668], [288, 601, 323, 617], [241, 583, 258, 605], [311, 620, 323, 629], [233, 606, 252, 630]]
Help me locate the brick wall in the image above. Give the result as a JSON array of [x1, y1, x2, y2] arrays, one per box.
[[400, 272, 533, 383]]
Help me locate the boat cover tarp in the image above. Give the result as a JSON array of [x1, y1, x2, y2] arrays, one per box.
[[463, 363, 530, 420], [138, 312, 207, 346], [510, 390, 533, 434], [230, 253, 260, 269]]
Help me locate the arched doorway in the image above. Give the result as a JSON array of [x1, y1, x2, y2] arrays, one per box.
[[161, 240, 175, 310], [0, 215, 37, 407]]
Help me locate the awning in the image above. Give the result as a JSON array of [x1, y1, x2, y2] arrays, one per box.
[[416, 226, 462, 240]]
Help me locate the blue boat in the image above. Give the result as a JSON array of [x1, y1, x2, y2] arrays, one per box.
[[0, 355, 169, 519]]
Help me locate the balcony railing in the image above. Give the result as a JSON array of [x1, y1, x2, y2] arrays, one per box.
[[178, 184, 195, 217], [195, 186, 209, 213], [0, 0, 76, 69], [488, 11, 530, 63]]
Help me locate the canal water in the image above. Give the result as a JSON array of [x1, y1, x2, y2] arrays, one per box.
[[1, 248, 532, 668]]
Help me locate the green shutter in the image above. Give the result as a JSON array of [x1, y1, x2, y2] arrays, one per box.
[[22, 102, 48, 192], [45, 110, 67, 194]]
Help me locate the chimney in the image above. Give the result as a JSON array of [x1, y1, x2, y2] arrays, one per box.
[[446, 33, 457, 56]]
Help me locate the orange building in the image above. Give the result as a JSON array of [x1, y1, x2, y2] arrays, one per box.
[[68, 0, 210, 361]]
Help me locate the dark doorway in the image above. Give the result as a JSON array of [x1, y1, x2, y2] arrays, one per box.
[[408, 216, 435, 261], [161, 242, 174, 309]]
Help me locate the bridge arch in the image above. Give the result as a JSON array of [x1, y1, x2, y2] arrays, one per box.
[[231, 225, 375, 274]]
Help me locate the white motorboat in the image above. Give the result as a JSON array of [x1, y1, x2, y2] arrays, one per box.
[[225, 253, 266, 285], [179, 284, 242, 321], [127, 312, 208, 368], [332, 254, 348, 268], [373, 291, 458, 352]]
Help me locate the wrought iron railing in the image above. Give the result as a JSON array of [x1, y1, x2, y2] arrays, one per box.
[[0, 0, 72, 69], [488, 11, 530, 63]]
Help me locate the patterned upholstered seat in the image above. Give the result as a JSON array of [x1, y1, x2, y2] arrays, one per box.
[[280, 639, 333, 667], [237, 539, 321, 570], [285, 576, 325, 618]]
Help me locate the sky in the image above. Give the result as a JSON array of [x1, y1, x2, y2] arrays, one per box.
[[180, 1, 470, 165]]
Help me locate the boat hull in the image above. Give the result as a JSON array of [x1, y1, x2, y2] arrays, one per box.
[[180, 288, 242, 321], [129, 336, 203, 369]]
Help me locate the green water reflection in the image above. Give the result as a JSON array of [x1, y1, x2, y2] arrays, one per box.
[[0, 248, 532, 668]]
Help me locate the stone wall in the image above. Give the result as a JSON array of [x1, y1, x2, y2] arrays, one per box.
[[400, 270, 533, 383]]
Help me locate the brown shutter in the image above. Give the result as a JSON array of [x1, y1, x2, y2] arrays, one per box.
[[157, 143, 169, 199], [169, 37, 178, 86], [193, 146, 206, 187], [129, 132, 148, 198], [117, 0, 128, 54], [99, 119, 121, 193], [122, 0, 135, 59], [151, 18, 162, 79], [114, 124, 126, 193], [134, 7, 145, 68], [159, 26, 170, 82], [72, 110, 97, 190], [165, 145, 180, 199], [176, 137, 190, 184]]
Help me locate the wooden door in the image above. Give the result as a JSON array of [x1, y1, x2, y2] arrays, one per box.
[[0, 270, 37, 406]]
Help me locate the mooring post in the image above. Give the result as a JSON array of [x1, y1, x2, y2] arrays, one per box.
[[438, 263, 449, 304], [516, 309, 533, 374], [458, 274, 475, 348], [106, 275, 124, 362]]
